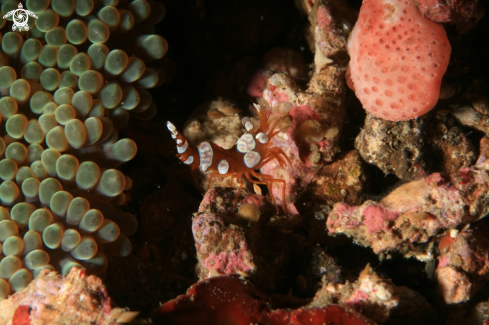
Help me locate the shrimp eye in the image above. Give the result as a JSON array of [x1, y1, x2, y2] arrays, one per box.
[[256, 132, 268, 144], [242, 117, 254, 131]]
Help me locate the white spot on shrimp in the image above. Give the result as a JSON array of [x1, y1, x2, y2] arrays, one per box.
[[237, 133, 256, 153], [256, 132, 268, 143], [183, 156, 194, 165], [243, 151, 261, 168], [197, 142, 213, 172], [177, 140, 188, 153], [217, 159, 229, 174], [242, 117, 254, 131]]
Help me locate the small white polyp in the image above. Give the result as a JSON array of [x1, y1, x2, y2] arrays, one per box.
[[217, 159, 229, 174]]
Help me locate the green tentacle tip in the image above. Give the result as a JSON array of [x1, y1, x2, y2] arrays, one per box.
[[136, 35, 168, 61], [79, 70, 104, 94], [57, 44, 78, 70], [9, 79, 31, 104], [24, 249, 50, 270], [2, 236, 24, 256], [0, 159, 18, 182], [79, 209, 104, 233], [0, 220, 19, 241], [27, 144, 43, 165], [0, 96, 18, 118], [105, 49, 128, 76], [84, 117, 103, 145], [56, 154, 80, 183], [30, 161, 48, 181], [71, 91, 93, 118], [95, 219, 120, 243], [21, 62, 44, 82], [46, 126, 69, 152], [11, 202, 36, 229], [88, 100, 105, 118], [5, 142, 28, 165], [81, 251, 108, 275], [120, 86, 140, 110], [54, 87, 75, 105], [42, 222, 64, 249], [75, 0, 94, 16], [65, 119, 87, 150], [40, 68, 61, 92], [120, 57, 145, 83], [33, 264, 55, 278], [99, 81, 122, 108], [71, 235, 97, 260], [30, 91, 53, 115], [0, 66, 17, 89], [28, 208, 54, 233], [0, 207, 10, 222], [51, 0, 75, 17], [61, 228, 81, 252], [66, 197, 90, 226], [135, 68, 160, 89], [97, 169, 126, 198], [38, 177, 63, 206], [45, 26, 67, 47], [59, 71, 79, 89], [26, 0, 51, 13], [23, 231, 43, 255], [98, 5, 120, 30], [55, 104, 76, 125], [87, 18, 110, 44], [87, 43, 109, 71], [109, 138, 138, 163], [8, 268, 33, 292], [20, 39, 42, 64], [66, 19, 88, 45], [41, 148, 61, 177], [22, 177, 41, 199], [1, 32, 24, 59], [128, 0, 151, 24], [0, 278, 9, 301], [0, 181, 20, 206], [76, 161, 100, 190], [0, 256, 22, 279], [59, 257, 84, 276], [106, 235, 132, 257], [117, 9, 134, 33], [38, 45, 59, 68], [6, 114, 28, 139], [50, 190, 74, 218], [24, 119, 45, 144], [35, 9, 60, 32], [70, 53, 91, 77]]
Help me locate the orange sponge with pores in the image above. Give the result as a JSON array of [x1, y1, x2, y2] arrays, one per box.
[[347, 0, 451, 121]]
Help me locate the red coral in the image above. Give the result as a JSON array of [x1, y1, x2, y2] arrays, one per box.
[[153, 277, 373, 325]]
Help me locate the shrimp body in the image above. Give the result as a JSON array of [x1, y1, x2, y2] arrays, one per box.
[[167, 105, 291, 213]]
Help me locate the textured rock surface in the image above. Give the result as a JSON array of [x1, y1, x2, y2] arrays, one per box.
[[327, 159, 489, 258], [309, 265, 399, 324], [0, 268, 115, 325]]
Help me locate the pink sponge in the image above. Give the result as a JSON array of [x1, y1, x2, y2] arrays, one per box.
[[348, 0, 451, 121]]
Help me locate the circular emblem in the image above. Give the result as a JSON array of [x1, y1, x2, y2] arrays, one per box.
[[3, 3, 38, 32]]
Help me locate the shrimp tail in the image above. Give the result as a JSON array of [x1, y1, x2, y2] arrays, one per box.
[[167, 121, 200, 169]]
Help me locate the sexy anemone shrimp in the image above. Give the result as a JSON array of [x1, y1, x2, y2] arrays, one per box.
[[167, 104, 292, 214]]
